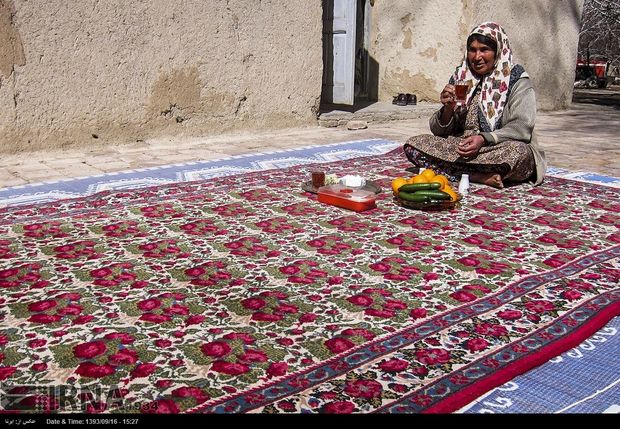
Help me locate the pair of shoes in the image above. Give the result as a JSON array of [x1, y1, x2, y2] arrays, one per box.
[[392, 93, 417, 106], [392, 93, 408, 106]]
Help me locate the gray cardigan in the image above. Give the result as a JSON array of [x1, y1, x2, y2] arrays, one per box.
[[429, 77, 546, 185]]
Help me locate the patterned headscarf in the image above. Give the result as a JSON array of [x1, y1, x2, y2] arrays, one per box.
[[450, 22, 528, 131]]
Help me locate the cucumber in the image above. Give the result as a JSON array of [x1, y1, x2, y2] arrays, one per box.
[[398, 191, 431, 203], [398, 182, 441, 193], [410, 190, 451, 200]]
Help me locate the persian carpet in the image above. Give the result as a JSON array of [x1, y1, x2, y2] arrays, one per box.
[[0, 147, 618, 414], [460, 316, 620, 413]]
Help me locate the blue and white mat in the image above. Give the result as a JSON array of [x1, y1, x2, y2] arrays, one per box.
[[0, 138, 618, 414], [459, 316, 620, 414], [1, 139, 618, 208]]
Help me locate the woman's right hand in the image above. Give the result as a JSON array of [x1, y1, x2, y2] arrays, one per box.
[[438, 84, 457, 126], [440, 84, 456, 110]]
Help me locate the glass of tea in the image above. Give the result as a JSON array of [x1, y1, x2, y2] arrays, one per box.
[[311, 170, 325, 189], [454, 80, 468, 107]]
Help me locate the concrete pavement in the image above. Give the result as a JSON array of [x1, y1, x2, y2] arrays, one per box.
[[0, 87, 618, 188]]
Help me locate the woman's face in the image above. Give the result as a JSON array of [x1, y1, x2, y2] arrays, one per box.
[[467, 39, 496, 76]]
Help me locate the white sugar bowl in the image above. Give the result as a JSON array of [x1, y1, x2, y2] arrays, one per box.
[[339, 175, 366, 188]]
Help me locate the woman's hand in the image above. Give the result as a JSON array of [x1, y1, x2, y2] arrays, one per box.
[[457, 135, 485, 158], [440, 84, 457, 109]]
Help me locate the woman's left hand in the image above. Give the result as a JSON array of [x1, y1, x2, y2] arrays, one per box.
[[457, 135, 485, 158]]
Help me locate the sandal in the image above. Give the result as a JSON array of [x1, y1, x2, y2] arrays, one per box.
[[392, 93, 408, 106]]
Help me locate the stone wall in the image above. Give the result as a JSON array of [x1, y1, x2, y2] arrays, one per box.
[[370, 0, 584, 111], [0, 0, 583, 154], [0, 0, 323, 153]]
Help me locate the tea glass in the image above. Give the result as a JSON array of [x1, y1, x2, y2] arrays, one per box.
[[454, 80, 468, 107]]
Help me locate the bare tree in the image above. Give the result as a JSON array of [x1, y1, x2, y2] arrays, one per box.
[[578, 0, 620, 68]]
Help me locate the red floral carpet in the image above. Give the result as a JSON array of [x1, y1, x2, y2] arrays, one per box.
[[0, 148, 618, 414]]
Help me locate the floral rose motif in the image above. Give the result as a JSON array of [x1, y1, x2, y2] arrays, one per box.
[[0, 263, 51, 289], [26, 295, 88, 325], [537, 232, 584, 249], [474, 323, 508, 337], [327, 216, 375, 233], [99, 220, 146, 238], [237, 291, 299, 323], [135, 239, 190, 259], [182, 261, 242, 288], [323, 401, 356, 414], [73, 341, 107, 359], [306, 235, 360, 256], [87, 263, 144, 288], [416, 348, 451, 366], [455, 253, 511, 275], [108, 349, 139, 366], [171, 386, 210, 404], [28, 300, 57, 313], [398, 217, 441, 230], [211, 203, 255, 218], [210, 361, 250, 376], [466, 338, 489, 352], [467, 214, 509, 231], [369, 256, 421, 281], [450, 290, 477, 303], [561, 290, 583, 301], [201, 341, 231, 358], [281, 202, 325, 217], [278, 260, 328, 285], [385, 233, 434, 252], [104, 332, 135, 344], [543, 252, 577, 268], [75, 362, 115, 378], [0, 240, 16, 259], [343, 379, 383, 399], [410, 308, 428, 319], [131, 363, 157, 379], [0, 366, 17, 380], [266, 362, 288, 377], [138, 203, 185, 219], [179, 219, 228, 236], [324, 327, 376, 355], [525, 300, 556, 314], [199, 332, 273, 377], [462, 233, 509, 252], [379, 358, 409, 373], [346, 288, 408, 319], [531, 215, 575, 230], [51, 240, 103, 260], [254, 217, 304, 234], [224, 236, 275, 257], [529, 198, 569, 213], [324, 337, 355, 354], [497, 310, 522, 320], [21, 221, 70, 239]]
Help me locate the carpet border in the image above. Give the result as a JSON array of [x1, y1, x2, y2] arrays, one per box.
[[424, 300, 620, 413]]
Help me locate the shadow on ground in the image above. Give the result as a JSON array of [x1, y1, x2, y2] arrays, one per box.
[[572, 87, 620, 109]]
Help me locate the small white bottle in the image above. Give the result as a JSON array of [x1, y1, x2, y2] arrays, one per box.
[[458, 174, 470, 196]]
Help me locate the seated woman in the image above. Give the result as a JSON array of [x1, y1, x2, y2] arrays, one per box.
[[404, 22, 546, 188]]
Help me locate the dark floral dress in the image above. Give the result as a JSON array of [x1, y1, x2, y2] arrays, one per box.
[[403, 90, 534, 183]]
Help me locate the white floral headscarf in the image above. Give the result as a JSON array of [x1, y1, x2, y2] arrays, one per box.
[[451, 22, 528, 131]]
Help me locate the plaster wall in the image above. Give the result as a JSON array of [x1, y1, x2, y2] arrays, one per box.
[[370, 0, 584, 111], [0, 0, 323, 153]]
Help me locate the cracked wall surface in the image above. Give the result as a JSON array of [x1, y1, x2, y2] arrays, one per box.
[[370, 0, 583, 110], [0, 0, 322, 153], [0, 0, 582, 154]]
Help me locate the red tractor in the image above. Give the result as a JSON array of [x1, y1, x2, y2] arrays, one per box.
[[576, 58, 610, 88]]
